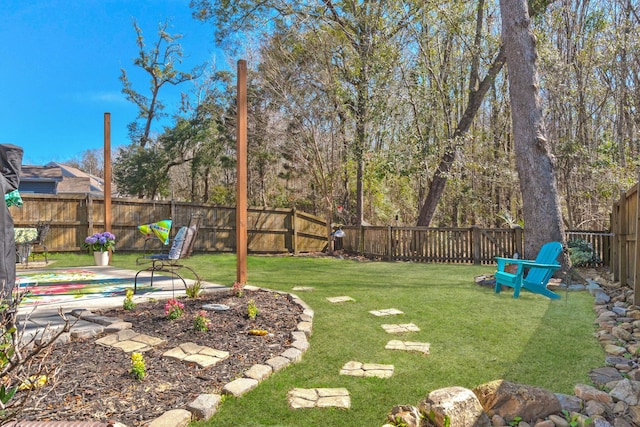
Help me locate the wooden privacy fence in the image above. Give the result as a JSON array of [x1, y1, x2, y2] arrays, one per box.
[[9, 194, 327, 254], [9, 194, 613, 268], [611, 181, 640, 305], [340, 225, 610, 266]]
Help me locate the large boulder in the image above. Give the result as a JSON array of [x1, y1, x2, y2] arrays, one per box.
[[418, 386, 491, 427], [473, 380, 561, 422]]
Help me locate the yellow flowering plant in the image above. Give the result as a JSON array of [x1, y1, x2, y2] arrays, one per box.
[[130, 352, 146, 380]]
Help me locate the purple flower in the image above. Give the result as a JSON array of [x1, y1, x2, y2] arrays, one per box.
[[83, 231, 116, 252]]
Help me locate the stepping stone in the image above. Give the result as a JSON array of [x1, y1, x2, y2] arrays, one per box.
[[339, 361, 394, 378], [381, 323, 420, 334], [287, 388, 350, 409], [163, 342, 229, 368], [95, 329, 166, 353], [326, 296, 355, 303], [202, 303, 230, 312], [369, 308, 404, 317], [292, 286, 314, 292], [385, 340, 430, 355]]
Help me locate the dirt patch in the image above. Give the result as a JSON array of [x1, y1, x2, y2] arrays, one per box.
[[17, 289, 303, 426]]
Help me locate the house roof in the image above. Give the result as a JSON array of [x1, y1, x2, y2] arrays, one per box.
[[19, 163, 110, 196], [46, 162, 105, 194], [20, 165, 63, 182]]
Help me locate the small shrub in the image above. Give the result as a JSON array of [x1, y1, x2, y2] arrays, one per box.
[[123, 289, 135, 310], [130, 352, 146, 380], [186, 281, 203, 298], [568, 239, 600, 267], [194, 310, 212, 332], [247, 299, 258, 320], [232, 281, 245, 298], [164, 298, 185, 320]]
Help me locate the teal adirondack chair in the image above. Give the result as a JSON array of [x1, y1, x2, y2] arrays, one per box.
[[494, 242, 563, 299]]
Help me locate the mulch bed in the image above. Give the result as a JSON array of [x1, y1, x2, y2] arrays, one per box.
[[17, 289, 304, 426]]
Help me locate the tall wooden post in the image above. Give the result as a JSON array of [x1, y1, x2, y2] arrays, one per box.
[[104, 113, 112, 263], [236, 60, 248, 284]]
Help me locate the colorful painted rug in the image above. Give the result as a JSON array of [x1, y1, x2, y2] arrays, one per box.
[[16, 269, 159, 307]]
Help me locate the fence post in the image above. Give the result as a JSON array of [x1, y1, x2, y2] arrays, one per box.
[[611, 204, 619, 281], [634, 179, 640, 306], [603, 225, 611, 267], [514, 226, 524, 257], [170, 198, 176, 227], [292, 208, 298, 255], [86, 194, 94, 238], [619, 190, 628, 287], [472, 225, 481, 265], [387, 226, 393, 261]]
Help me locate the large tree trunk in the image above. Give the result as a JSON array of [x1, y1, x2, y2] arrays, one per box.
[[354, 66, 369, 226], [500, 0, 568, 263]]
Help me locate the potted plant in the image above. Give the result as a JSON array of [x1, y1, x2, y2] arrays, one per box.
[[84, 232, 116, 266]]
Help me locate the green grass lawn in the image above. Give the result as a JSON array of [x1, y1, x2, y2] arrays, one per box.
[[45, 252, 604, 427]]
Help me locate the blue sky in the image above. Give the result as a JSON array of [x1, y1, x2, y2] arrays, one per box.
[[1, 0, 226, 165]]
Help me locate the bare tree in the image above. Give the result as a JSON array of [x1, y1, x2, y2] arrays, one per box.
[[258, 28, 349, 244], [120, 19, 204, 147]]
